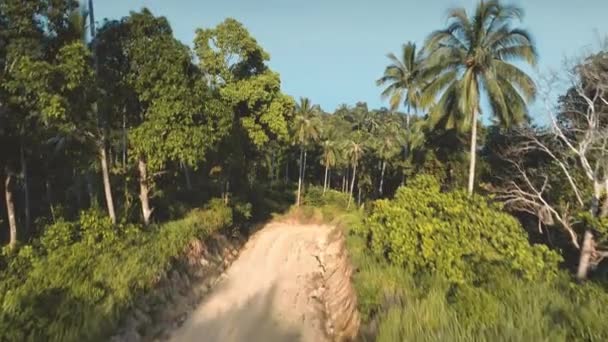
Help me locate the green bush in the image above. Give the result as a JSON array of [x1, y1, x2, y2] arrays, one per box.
[[302, 186, 351, 208], [348, 231, 608, 342], [361, 175, 561, 283], [0, 201, 233, 342]]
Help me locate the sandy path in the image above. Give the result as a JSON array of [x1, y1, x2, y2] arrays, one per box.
[[168, 222, 331, 342]]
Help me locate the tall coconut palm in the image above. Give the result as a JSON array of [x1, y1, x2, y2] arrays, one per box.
[[293, 97, 321, 206], [345, 131, 366, 208], [320, 124, 340, 193], [422, 0, 537, 194], [375, 119, 405, 195], [377, 42, 426, 129]]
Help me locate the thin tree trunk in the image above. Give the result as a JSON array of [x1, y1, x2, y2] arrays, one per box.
[[89, 0, 116, 224], [379, 160, 386, 196], [323, 164, 329, 194], [99, 145, 116, 224], [46, 178, 56, 223], [122, 111, 127, 169], [296, 146, 304, 206], [348, 160, 357, 208], [138, 156, 152, 225], [20, 143, 30, 233], [357, 186, 362, 206], [4, 172, 17, 249], [467, 109, 479, 195], [342, 172, 346, 193], [302, 149, 308, 188], [577, 230, 594, 280]]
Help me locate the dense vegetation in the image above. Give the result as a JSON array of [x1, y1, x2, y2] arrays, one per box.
[[1, 0, 608, 340]]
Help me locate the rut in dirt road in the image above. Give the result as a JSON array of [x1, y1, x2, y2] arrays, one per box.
[[168, 222, 359, 342]]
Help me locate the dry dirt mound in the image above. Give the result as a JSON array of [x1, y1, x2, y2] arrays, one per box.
[[167, 222, 359, 342]]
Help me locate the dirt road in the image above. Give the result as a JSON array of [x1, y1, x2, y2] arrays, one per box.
[[168, 222, 333, 342]]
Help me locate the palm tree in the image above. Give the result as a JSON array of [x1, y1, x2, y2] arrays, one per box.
[[377, 42, 426, 129], [293, 97, 321, 206], [422, 0, 537, 194], [374, 119, 405, 195], [320, 124, 340, 193], [345, 131, 366, 208]]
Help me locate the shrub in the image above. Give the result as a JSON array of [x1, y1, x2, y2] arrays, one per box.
[[0, 201, 233, 342], [361, 175, 561, 283], [302, 186, 351, 208]]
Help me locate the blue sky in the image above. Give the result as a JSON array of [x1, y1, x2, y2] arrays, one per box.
[[96, 0, 608, 119]]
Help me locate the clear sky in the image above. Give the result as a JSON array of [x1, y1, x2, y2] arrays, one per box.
[[96, 0, 608, 118]]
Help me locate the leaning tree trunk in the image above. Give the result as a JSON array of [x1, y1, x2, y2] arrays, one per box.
[[323, 164, 329, 194], [577, 230, 594, 280], [99, 144, 117, 224], [348, 159, 358, 209], [20, 143, 30, 233], [379, 160, 386, 196], [4, 172, 17, 249], [296, 146, 304, 206], [138, 156, 153, 225], [467, 109, 479, 195]]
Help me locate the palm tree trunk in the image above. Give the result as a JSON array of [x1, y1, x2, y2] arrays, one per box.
[[323, 164, 329, 194], [4, 172, 17, 249], [379, 160, 386, 196], [99, 144, 116, 224], [20, 142, 30, 233], [302, 149, 308, 187], [348, 159, 358, 208], [296, 146, 304, 206], [467, 109, 478, 195], [138, 156, 152, 225]]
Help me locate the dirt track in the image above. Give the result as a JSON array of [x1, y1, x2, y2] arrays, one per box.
[[168, 222, 333, 342]]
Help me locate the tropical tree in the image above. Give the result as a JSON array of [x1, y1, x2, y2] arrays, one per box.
[[422, 0, 537, 194], [377, 42, 426, 128], [319, 122, 340, 193], [293, 97, 321, 206], [194, 18, 294, 195], [345, 131, 366, 208], [374, 118, 405, 195]]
